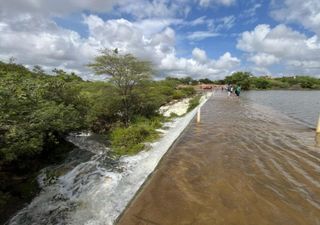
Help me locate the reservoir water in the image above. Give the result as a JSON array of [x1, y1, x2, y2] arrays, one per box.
[[118, 91, 320, 225], [243, 90, 320, 128]]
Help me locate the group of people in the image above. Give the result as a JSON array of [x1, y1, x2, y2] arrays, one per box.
[[224, 84, 241, 97]]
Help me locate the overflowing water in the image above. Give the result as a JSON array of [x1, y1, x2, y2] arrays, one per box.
[[118, 93, 320, 225], [8, 133, 119, 225], [6, 102, 204, 225]]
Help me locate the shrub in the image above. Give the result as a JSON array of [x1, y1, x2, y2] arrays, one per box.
[[110, 118, 162, 156], [187, 95, 201, 112], [253, 78, 272, 89], [179, 87, 196, 96], [172, 90, 186, 99]]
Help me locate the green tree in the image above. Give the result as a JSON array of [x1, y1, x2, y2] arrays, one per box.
[[225, 72, 252, 90], [199, 78, 213, 84], [88, 49, 153, 126], [253, 77, 272, 89], [0, 63, 84, 163]]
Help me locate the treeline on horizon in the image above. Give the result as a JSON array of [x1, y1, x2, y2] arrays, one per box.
[[168, 71, 320, 90]]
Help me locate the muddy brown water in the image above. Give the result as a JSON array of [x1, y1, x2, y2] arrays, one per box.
[[117, 94, 320, 225]]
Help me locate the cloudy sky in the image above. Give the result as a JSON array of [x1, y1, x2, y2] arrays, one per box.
[[0, 0, 320, 79]]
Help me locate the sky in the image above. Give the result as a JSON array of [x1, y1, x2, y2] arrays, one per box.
[[0, 0, 320, 80]]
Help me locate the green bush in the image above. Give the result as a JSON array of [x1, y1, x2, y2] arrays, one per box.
[[180, 87, 196, 96], [0, 67, 84, 163], [172, 90, 186, 99], [253, 78, 272, 89], [187, 95, 201, 112], [268, 80, 289, 89], [172, 87, 195, 100], [110, 119, 162, 156]]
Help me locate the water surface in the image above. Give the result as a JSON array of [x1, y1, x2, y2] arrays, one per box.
[[242, 90, 320, 127], [118, 93, 320, 225]]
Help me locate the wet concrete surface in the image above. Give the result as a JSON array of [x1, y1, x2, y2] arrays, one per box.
[[117, 94, 320, 225]]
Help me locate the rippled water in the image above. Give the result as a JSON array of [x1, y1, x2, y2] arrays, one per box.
[[242, 90, 320, 128], [118, 93, 320, 225]]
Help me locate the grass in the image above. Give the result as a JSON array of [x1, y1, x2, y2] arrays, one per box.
[[111, 93, 202, 156], [187, 95, 201, 112], [110, 116, 164, 156]]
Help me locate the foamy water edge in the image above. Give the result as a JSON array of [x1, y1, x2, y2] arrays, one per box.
[[67, 94, 211, 225]]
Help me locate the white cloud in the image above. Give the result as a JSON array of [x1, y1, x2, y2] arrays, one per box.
[[237, 24, 320, 75], [192, 48, 207, 63], [241, 3, 262, 18], [183, 15, 234, 43], [116, 0, 192, 19], [0, 0, 193, 21], [188, 16, 209, 26], [159, 52, 240, 79], [198, 0, 236, 7], [133, 18, 182, 36], [251, 66, 271, 76], [215, 15, 236, 31], [0, 14, 94, 73], [248, 53, 279, 66], [0, 0, 244, 79], [0, 0, 118, 17], [83, 15, 240, 79], [187, 31, 219, 41], [0, 12, 240, 79], [271, 0, 320, 36], [214, 52, 240, 69]]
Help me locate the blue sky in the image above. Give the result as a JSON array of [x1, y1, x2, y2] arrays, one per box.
[[0, 0, 320, 79]]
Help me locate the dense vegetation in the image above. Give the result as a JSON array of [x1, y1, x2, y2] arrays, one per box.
[[0, 61, 198, 165]]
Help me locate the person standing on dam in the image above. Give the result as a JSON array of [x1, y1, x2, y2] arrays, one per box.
[[227, 84, 232, 97], [235, 85, 241, 97]]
